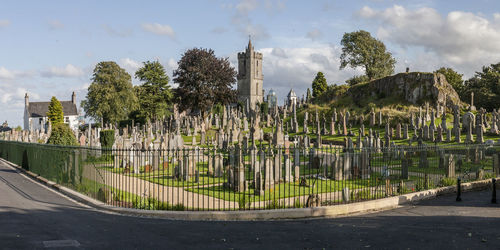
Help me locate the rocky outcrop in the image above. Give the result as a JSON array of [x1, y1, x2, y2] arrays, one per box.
[[348, 72, 461, 108]]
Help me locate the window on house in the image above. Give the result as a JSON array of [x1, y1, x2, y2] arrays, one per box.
[[39, 118, 42, 124], [65, 117, 69, 123]]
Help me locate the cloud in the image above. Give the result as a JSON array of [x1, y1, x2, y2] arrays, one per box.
[[0, 67, 15, 79], [0, 67, 33, 79], [306, 29, 322, 41], [357, 5, 500, 76], [141, 23, 175, 38], [120, 58, 141, 75], [229, 0, 272, 41], [211, 27, 228, 34], [103, 24, 133, 37], [0, 20, 10, 27], [236, 0, 258, 13], [264, 0, 286, 12], [48, 20, 64, 30], [41, 64, 84, 78]]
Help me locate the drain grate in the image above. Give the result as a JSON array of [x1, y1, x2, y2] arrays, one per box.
[[42, 239, 81, 248]]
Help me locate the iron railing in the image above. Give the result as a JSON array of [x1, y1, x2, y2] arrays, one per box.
[[0, 140, 498, 211]]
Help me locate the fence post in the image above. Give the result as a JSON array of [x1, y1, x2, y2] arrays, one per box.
[[456, 177, 462, 202], [492, 178, 497, 204]]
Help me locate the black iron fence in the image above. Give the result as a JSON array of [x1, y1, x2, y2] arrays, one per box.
[[0, 140, 498, 211]]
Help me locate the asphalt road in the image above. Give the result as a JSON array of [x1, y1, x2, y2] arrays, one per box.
[[0, 160, 499, 250]]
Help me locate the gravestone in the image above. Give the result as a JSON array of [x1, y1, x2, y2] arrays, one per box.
[[445, 154, 455, 178]]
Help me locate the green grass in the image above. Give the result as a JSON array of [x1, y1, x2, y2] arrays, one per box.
[[186, 174, 420, 202]]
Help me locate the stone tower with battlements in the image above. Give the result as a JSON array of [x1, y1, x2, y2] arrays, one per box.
[[237, 39, 263, 109]]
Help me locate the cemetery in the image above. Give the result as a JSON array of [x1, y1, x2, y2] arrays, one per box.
[[1, 41, 499, 211], [1, 87, 499, 210]]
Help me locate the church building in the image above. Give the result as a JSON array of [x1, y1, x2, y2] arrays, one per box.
[[237, 39, 264, 109]]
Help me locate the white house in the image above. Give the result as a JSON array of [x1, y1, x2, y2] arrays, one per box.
[[24, 92, 79, 131]]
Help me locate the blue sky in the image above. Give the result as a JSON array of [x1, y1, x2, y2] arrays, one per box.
[[2, 0, 500, 127]]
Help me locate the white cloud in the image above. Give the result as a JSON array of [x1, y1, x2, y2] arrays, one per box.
[[41, 64, 84, 78], [236, 0, 258, 13], [0, 20, 10, 27], [306, 29, 322, 41], [120, 58, 141, 76], [230, 0, 272, 41], [103, 24, 133, 37], [0, 67, 33, 79], [0, 67, 15, 79], [357, 5, 500, 76], [48, 20, 64, 30], [141, 23, 175, 38]]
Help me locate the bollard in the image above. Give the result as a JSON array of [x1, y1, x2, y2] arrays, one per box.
[[456, 177, 462, 202], [492, 178, 497, 204]]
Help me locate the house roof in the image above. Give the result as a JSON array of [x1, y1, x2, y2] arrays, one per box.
[[28, 101, 78, 118]]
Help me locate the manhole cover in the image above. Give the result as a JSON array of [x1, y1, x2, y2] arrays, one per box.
[[43, 239, 81, 248]]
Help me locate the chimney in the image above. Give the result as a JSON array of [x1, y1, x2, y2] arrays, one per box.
[[72, 92, 76, 105], [25, 93, 29, 108]]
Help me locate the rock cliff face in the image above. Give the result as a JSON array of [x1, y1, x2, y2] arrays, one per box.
[[348, 72, 461, 107]]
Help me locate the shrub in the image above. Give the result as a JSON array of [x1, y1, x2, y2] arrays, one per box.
[[483, 173, 496, 179], [439, 177, 457, 187], [99, 130, 115, 149], [47, 123, 78, 146], [97, 186, 112, 203], [238, 195, 250, 210], [351, 189, 371, 201]]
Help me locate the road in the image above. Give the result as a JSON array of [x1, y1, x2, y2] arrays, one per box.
[[0, 160, 499, 249]]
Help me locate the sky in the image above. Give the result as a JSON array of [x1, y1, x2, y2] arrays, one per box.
[[2, 0, 500, 127]]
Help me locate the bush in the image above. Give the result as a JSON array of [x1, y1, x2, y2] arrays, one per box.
[[483, 173, 496, 179], [99, 130, 115, 149], [439, 177, 457, 187], [47, 123, 78, 146]]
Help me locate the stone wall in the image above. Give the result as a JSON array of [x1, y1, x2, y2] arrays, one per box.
[[348, 72, 461, 108]]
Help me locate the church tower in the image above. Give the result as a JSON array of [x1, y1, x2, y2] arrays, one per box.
[[237, 38, 263, 109]]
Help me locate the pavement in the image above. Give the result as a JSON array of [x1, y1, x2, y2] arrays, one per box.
[[0, 160, 499, 249]]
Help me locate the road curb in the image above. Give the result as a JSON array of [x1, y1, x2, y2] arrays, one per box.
[[1, 158, 493, 221]]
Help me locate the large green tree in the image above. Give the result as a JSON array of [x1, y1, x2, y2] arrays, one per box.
[[173, 48, 237, 117], [312, 72, 328, 98], [134, 61, 173, 122], [82, 61, 137, 124], [340, 30, 396, 80], [462, 62, 500, 111], [435, 67, 464, 95], [46, 96, 64, 125]]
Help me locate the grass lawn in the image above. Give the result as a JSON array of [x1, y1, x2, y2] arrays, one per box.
[[187, 173, 420, 202]]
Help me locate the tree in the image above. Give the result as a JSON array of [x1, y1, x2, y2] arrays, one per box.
[[173, 48, 237, 117], [340, 30, 396, 80], [312, 72, 328, 98], [434, 67, 464, 95], [462, 63, 500, 111], [82, 61, 137, 124], [47, 123, 78, 146], [346, 75, 369, 86], [99, 130, 115, 149], [134, 61, 173, 122], [47, 96, 64, 125], [306, 88, 312, 103]]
